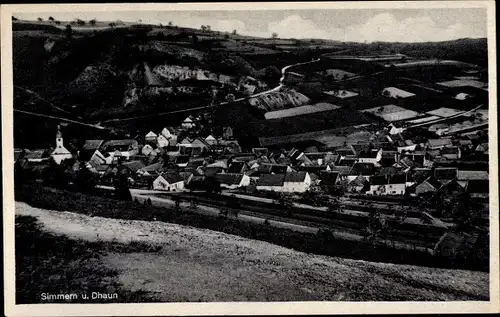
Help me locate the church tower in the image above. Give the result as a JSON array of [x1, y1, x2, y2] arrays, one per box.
[[56, 124, 64, 148], [51, 124, 72, 165]]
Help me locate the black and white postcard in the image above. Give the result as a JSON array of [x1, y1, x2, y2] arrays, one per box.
[[2, 1, 498, 316]]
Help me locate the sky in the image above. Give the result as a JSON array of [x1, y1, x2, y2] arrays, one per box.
[[14, 8, 487, 43]]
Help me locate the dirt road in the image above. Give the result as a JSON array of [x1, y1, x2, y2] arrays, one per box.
[[16, 201, 489, 302]]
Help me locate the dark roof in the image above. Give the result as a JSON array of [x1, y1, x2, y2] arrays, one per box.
[[140, 162, 163, 173], [160, 172, 184, 184], [441, 146, 460, 155], [370, 175, 388, 186], [427, 139, 452, 147], [319, 171, 339, 186], [257, 174, 285, 186], [175, 155, 191, 164], [228, 161, 247, 173], [82, 140, 104, 150], [79, 149, 97, 161], [186, 158, 206, 168], [434, 167, 458, 180], [215, 173, 244, 185], [102, 139, 138, 152], [298, 165, 327, 173], [329, 166, 351, 175], [284, 171, 308, 183], [258, 163, 288, 174], [358, 149, 379, 158], [349, 163, 377, 176], [466, 179, 489, 194], [351, 144, 370, 155], [389, 174, 406, 184], [122, 160, 146, 172], [337, 157, 357, 166], [24, 149, 50, 160], [204, 166, 225, 177]]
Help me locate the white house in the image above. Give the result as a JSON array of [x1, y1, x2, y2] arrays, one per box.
[[282, 172, 311, 193], [256, 174, 285, 192], [145, 131, 158, 142], [181, 116, 195, 129], [142, 144, 155, 156], [51, 126, 73, 165], [367, 175, 407, 196], [153, 173, 185, 191], [215, 173, 250, 189], [101, 139, 139, 161], [161, 127, 174, 139], [157, 135, 169, 148], [205, 135, 217, 145], [358, 149, 383, 165], [388, 123, 404, 135]]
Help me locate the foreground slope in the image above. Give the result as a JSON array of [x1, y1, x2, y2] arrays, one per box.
[[15, 202, 488, 301]]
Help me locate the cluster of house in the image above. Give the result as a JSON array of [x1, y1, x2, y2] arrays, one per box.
[[14, 116, 489, 201]]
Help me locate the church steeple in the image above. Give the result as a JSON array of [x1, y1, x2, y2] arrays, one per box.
[[56, 124, 64, 148]]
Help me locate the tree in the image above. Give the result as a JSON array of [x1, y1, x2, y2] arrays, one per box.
[[108, 22, 116, 27], [48, 16, 55, 22], [74, 163, 98, 193], [232, 29, 237, 35], [65, 24, 72, 39], [271, 32, 278, 39], [206, 25, 211, 32], [113, 167, 132, 201], [55, 21, 61, 25], [76, 19, 85, 26], [89, 19, 97, 26], [168, 21, 173, 27], [201, 25, 206, 32], [37, 17, 43, 22]]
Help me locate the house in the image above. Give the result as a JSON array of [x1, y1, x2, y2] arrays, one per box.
[[215, 173, 250, 189], [153, 172, 185, 191], [174, 155, 190, 168], [157, 135, 169, 148], [256, 174, 285, 192], [434, 167, 458, 184], [79, 139, 104, 162], [465, 179, 489, 198], [380, 150, 399, 167], [409, 177, 441, 196], [227, 161, 248, 174], [145, 131, 158, 142], [397, 140, 417, 153], [440, 146, 461, 160], [367, 174, 406, 196], [141, 144, 156, 156], [328, 166, 351, 181], [161, 127, 176, 139], [388, 123, 404, 135], [205, 135, 217, 145], [24, 149, 51, 163], [457, 170, 489, 188], [319, 171, 340, 189], [426, 138, 452, 150], [346, 175, 368, 193], [257, 163, 291, 175], [85, 150, 106, 169], [122, 160, 146, 175], [101, 139, 139, 160], [282, 172, 311, 193], [138, 162, 164, 177], [347, 163, 377, 182], [358, 149, 382, 164], [51, 126, 73, 165], [181, 116, 196, 129]]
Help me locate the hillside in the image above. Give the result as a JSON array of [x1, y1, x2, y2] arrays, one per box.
[[12, 19, 488, 148], [16, 202, 489, 302]]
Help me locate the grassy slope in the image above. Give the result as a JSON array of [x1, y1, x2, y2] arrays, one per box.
[[15, 202, 489, 302]]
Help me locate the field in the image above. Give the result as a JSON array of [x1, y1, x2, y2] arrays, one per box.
[[16, 202, 489, 302]]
